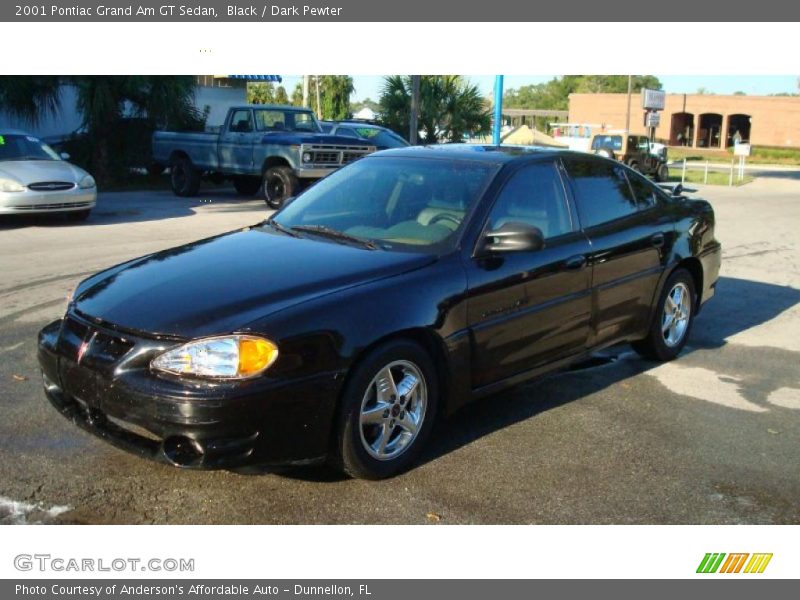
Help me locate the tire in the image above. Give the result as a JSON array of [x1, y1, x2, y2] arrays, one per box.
[[656, 164, 669, 182], [333, 339, 439, 479], [233, 176, 262, 196], [262, 166, 298, 209], [170, 156, 201, 197], [633, 268, 696, 361], [65, 209, 91, 222], [628, 160, 640, 172]]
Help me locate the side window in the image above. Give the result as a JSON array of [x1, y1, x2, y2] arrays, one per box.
[[564, 159, 639, 228], [487, 162, 573, 239], [335, 127, 360, 138], [229, 110, 253, 133], [625, 170, 659, 209]]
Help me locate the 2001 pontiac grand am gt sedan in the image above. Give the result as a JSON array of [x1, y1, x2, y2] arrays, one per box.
[[38, 145, 721, 479]]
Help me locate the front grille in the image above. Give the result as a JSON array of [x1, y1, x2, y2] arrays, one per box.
[[301, 143, 375, 167], [9, 202, 91, 210], [60, 315, 134, 368], [28, 181, 76, 192]]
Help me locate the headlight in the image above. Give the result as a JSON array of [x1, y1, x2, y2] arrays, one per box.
[[78, 175, 96, 189], [151, 335, 279, 380], [0, 178, 25, 192], [302, 152, 312, 163]]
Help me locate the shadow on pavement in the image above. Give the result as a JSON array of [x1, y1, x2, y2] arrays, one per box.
[[0, 188, 267, 230], [274, 276, 800, 481]]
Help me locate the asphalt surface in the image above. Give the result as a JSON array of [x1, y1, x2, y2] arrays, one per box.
[[0, 180, 798, 524]]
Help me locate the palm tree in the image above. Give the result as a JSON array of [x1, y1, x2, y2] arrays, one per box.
[[379, 75, 491, 144]]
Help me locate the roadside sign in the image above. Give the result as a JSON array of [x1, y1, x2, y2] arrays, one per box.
[[734, 143, 751, 156], [641, 88, 666, 110], [645, 112, 661, 127]]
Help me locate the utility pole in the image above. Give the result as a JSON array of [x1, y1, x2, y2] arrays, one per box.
[[315, 76, 322, 119], [625, 74, 633, 133], [302, 75, 309, 107], [410, 75, 420, 145]]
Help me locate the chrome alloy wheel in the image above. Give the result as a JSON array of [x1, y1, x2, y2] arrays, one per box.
[[662, 282, 691, 347], [359, 360, 427, 461]]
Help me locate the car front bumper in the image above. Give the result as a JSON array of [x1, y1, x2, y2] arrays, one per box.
[[37, 315, 344, 469], [0, 187, 96, 215]]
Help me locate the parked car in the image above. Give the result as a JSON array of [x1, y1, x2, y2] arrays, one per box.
[[590, 133, 669, 181], [152, 105, 376, 208], [319, 121, 410, 150], [0, 130, 96, 220], [38, 145, 720, 479]]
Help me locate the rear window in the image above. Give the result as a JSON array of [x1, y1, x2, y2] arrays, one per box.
[[591, 135, 623, 152]]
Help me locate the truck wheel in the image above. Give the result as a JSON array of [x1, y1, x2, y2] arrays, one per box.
[[170, 156, 201, 197], [233, 176, 261, 196], [263, 166, 298, 209], [656, 164, 670, 182], [628, 160, 640, 172]]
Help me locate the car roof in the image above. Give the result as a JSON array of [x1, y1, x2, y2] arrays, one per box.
[[232, 104, 313, 112], [371, 144, 580, 164]]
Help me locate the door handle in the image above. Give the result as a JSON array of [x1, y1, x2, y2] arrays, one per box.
[[565, 254, 587, 270], [651, 233, 665, 248]]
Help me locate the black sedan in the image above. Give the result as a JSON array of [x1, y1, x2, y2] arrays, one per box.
[[38, 145, 721, 479]]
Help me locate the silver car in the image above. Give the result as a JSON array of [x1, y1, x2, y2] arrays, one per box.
[[0, 130, 96, 220]]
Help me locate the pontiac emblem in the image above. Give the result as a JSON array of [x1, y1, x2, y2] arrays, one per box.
[[77, 332, 96, 364]]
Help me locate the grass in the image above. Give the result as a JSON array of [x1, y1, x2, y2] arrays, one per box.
[[667, 169, 753, 186], [667, 146, 800, 166]]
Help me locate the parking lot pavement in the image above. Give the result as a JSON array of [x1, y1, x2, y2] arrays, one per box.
[[1, 181, 798, 524]]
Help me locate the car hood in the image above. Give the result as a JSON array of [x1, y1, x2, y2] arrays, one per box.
[[73, 226, 435, 338], [0, 160, 88, 185]]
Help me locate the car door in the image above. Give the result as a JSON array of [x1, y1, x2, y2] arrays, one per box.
[[218, 109, 255, 173], [562, 157, 673, 347], [465, 160, 593, 389]]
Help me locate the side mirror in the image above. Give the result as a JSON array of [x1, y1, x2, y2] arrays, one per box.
[[60, 152, 71, 160], [482, 222, 544, 254]]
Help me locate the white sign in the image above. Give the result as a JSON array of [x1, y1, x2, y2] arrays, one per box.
[[641, 88, 666, 110], [645, 112, 661, 127], [734, 143, 752, 156]]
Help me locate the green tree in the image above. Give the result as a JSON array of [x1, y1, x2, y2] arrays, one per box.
[[379, 75, 491, 143], [504, 75, 663, 110], [248, 82, 275, 104], [291, 82, 304, 106], [318, 76, 355, 120], [274, 85, 289, 104]]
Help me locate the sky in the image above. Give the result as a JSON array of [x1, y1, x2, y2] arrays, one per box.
[[278, 75, 798, 102]]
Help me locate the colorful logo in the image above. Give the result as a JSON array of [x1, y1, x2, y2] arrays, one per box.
[[697, 553, 773, 574]]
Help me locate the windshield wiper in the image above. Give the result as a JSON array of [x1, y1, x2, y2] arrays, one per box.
[[290, 224, 378, 250], [265, 218, 300, 237]]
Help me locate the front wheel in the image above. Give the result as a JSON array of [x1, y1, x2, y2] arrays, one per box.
[[333, 340, 438, 479], [262, 166, 298, 209], [633, 268, 695, 361], [655, 164, 669, 182]]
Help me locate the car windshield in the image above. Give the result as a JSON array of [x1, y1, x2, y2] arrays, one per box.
[[0, 134, 61, 161], [254, 109, 321, 133], [273, 156, 497, 252], [591, 135, 623, 152], [348, 126, 409, 148]]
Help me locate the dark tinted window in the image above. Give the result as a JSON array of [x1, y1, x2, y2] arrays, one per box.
[[625, 170, 659, 209], [564, 159, 638, 228], [487, 162, 573, 239]]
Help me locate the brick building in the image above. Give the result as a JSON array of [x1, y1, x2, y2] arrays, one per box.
[[568, 93, 800, 149]]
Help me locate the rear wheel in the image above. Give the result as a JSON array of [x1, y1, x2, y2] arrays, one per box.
[[233, 176, 262, 196], [633, 268, 695, 361], [170, 156, 201, 197], [628, 160, 640, 172], [262, 166, 298, 210], [333, 339, 438, 479]]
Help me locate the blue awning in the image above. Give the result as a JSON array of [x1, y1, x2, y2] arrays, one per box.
[[228, 75, 282, 82]]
